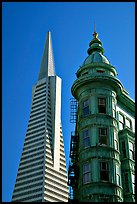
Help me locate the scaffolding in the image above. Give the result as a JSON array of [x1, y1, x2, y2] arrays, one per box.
[[70, 98, 78, 123], [68, 131, 79, 201]]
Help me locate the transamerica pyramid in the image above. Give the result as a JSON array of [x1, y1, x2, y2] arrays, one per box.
[[12, 31, 69, 202]]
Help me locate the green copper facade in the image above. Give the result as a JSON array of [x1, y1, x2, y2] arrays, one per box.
[[68, 30, 135, 202]]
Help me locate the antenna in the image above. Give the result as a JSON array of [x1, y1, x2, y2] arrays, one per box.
[[93, 21, 98, 39], [94, 21, 96, 33]]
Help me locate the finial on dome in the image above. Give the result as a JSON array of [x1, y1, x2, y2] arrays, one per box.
[[93, 21, 98, 38]]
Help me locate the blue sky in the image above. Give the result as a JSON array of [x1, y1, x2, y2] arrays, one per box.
[[2, 2, 135, 202]]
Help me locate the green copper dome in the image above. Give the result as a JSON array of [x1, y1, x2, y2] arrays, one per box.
[[83, 51, 110, 66], [82, 30, 110, 66]]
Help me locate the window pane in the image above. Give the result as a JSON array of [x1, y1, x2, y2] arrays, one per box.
[[132, 174, 135, 183], [83, 130, 89, 138], [132, 174, 135, 194], [129, 150, 135, 160], [126, 118, 131, 128], [129, 142, 134, 150], [101, 162, 108, 170], [83, 99, 89, 107], [99, 128, 107, 145], [83, 130, 90, 148], [100, 162, 109, 181], [99, 136, 107, 145], [100, 171, 109, 181], [129, 142, 135, 160], [119, 122, 124, 130], [119, 114, 124, 122], [83, 163, 90, 184], [83, 106, 89, 116], [99, 128, 107, 135], [98, 98, 106, 113], [84, 137, 90, 148], [83, 163, 90, 173], [132, 183, 135, 194], [98, 98, 106, 105], [83, 172, 90, 184]]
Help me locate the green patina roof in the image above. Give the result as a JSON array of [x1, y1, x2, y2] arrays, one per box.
[[82, 30, 111, 66], [83, 51, 110, 66]]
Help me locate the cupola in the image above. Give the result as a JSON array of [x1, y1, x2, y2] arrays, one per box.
[[83, 28, 110, 66], [76, 25, 117, 78]]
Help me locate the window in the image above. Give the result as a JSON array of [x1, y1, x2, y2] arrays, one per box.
[[83, 129, 90, 148], [126, 118, 131, 129], [116, 165, 120, 186], [98, 98, 106, 113], [97, 70, 105, 73], [83, 99, 89, 116], [83, 162, 90, 184], [112, 99, 116, 118], [132, 174, 135, 194], [100, 161, 109, 181], [124, 173, 129, 192], [99, 128, 108, 146], [121, 141, 126, 158], [129, 142, 135, 160], [114, 132, 118, 150], [119, 113, 124, 130]]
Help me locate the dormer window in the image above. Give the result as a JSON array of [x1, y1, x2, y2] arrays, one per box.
[[97, 70, 105, 73], [98, 97, 106, 113]]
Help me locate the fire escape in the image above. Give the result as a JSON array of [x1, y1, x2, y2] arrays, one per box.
[[68, 98, 79, 202]]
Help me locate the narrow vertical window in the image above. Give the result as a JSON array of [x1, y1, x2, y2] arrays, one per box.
[[119, 113, 125, 130], [129, 142, 135, 160], [116, 165, 120, 186], [83, 129, 90, 148], [124, 173, 129, 192], [99, 128, 108, 146], [114, 132, 118, 151], [100, 161, 109, 181], [126, 118, 131, 129], [83, 99, 89, 116], [83, 162, 90, 184], [132, 173, 135, 194], [98, 98, 106, 113], [112, 98, 116, 118], [122, 141, 126, 158]]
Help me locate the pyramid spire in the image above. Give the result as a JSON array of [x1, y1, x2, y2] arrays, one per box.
[[38, 31, 55, 80]]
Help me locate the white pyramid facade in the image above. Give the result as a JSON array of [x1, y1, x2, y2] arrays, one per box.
[[12, 32, 68, 202]]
